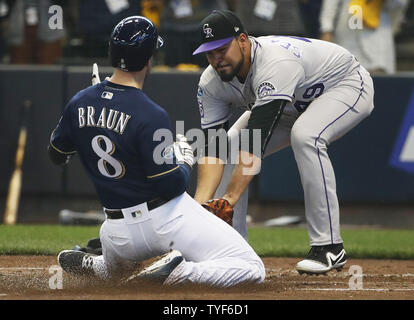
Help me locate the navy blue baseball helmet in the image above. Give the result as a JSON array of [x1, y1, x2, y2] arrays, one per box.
[[109, 16, 163, 72]]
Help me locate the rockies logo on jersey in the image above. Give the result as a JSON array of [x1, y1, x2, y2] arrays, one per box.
[[203, 24, 214, 39]]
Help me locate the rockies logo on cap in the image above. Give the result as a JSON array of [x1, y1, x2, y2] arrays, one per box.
[[193, 10, 247, 55], [203, 24, 214, 39]]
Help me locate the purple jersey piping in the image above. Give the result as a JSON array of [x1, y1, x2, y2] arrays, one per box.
[[314, 70, 364, 244]]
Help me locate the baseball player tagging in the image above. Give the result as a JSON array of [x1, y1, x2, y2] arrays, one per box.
[[193, 10, 374, 274]]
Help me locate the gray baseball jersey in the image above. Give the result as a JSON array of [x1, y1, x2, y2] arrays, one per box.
[[197, 35, 360, 129], [198, 35, 374, 246]]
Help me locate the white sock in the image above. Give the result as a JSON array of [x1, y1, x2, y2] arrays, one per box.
[[92, 255, 109, 280]]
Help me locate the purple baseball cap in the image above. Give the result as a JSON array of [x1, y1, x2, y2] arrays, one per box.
[[192, 10, 247, 55]]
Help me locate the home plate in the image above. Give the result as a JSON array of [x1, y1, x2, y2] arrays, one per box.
[[264, 216, 302, 227]]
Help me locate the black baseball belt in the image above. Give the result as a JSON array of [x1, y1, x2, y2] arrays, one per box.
[[104, 198, 169, 220]]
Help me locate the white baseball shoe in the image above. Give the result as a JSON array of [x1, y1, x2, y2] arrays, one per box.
[[296, 243, 348, 275], [124, 250, 184, 285]]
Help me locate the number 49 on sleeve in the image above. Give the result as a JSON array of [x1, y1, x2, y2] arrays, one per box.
[[294, 83, 325, 113]]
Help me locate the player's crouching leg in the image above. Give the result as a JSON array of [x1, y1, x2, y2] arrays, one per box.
[[162, 255, 266, 287], [242, 252, 266, 285], [243, 257, 266, 285], [257, 259, 266, 283]]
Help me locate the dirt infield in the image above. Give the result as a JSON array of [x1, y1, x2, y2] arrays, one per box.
[[0, 255, 413, 300]]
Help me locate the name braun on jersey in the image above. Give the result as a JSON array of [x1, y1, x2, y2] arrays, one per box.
[[78, 106, 131, 134]]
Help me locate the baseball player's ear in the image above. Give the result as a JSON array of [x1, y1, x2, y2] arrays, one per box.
[[238, 34, 249, 48], [239, 34, 248, 42]]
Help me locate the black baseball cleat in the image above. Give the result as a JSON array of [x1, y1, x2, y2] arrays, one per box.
[[57, 250, 97, 276], [296, 243, 348, 275], [73, 237, 103, 255], [124, 250, 184, 285]]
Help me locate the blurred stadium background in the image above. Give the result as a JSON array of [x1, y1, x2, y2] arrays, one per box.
[[0, 0, 413, 228]]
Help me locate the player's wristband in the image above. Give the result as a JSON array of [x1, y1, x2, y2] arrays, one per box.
[[47, 144, 73, 166]]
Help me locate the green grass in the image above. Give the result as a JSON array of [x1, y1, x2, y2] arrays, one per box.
[[0, 225, 100, 255], [249, 227, 414, 260], [0, 225, 413, 259]]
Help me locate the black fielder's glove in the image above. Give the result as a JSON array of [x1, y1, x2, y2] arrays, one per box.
[[202, 198, 234, 226]]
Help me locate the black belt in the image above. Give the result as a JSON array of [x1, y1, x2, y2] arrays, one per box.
[[105, 198, 169, 220]]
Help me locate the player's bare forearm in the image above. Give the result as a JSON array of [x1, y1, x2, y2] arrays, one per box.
[[223, 151, 261, 206], [194, 157, 225, 203]]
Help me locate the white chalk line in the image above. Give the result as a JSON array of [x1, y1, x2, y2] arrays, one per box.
[[2, 267, 414, 277], [298, 288, 414, 292], [0, 267, 46, 270], [281, 281, 414, 287], [266, 269, 414, 278], [0, 267, 49, 276]]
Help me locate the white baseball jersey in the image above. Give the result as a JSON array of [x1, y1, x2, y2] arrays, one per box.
[[197, 35, 360, 129]]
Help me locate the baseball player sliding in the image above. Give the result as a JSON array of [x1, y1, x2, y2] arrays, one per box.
[[193, 10, 375, 274], [48, 16, 265, 286]]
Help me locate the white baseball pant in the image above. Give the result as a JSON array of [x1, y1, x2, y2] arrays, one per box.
[[94, 192, 265, 287]]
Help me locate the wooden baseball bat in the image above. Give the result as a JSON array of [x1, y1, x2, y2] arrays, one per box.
[[3, 100, 32, 225]]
